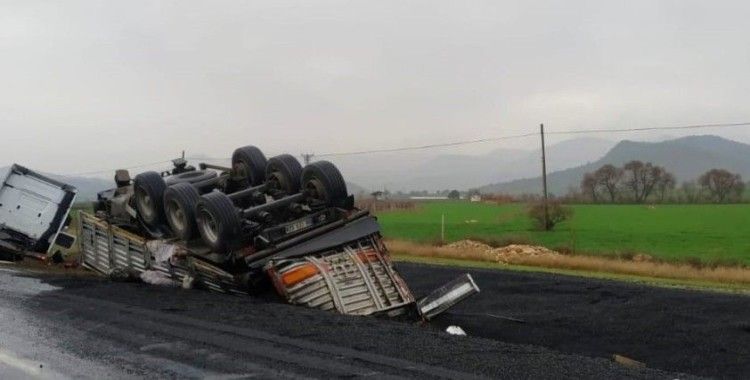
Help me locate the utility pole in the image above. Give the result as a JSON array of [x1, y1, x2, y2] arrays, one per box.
[[301, 153, 314, 165], [540, 123, 550, 230], [441, 213, 445, 243]]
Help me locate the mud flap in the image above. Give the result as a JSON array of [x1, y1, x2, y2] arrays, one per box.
[[417, 274, 480, 320]]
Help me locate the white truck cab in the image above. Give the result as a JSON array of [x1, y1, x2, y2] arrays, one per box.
[[0, 164, 77, 258]]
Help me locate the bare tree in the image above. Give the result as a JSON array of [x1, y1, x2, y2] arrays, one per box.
[[656, 172, 676, 202], [580, 172, 599, 202], [623, 161, 669, 203], [681, 181, 700, 203], [623, 161, 645, 202], [594, 164, 623, 202], [698, 169, 745, 203]]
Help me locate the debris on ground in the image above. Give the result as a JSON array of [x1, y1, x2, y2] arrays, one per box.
[[444, 240, 563, 263], [446, 325, 467, 336], [141, 270, 180, 287], [108, 268, 139, 282], [613, 354, 646, 369]]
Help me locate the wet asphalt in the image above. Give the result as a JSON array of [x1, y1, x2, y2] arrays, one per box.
[[397, 262, 750, 379], [0, 264, 718, 379]]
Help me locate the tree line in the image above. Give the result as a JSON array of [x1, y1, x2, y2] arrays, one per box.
[[580, 161, 745, 203]]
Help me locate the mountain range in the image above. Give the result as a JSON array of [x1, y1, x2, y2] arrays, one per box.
[[480, 135, 750, 195], [331, 137, 615, 193], [3, 134, 747, 200]]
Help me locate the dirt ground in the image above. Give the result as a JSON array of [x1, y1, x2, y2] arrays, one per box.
[[444, 240, 562, 263]]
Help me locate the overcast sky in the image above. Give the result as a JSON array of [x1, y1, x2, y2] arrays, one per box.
[[1, 0, 749, 176]]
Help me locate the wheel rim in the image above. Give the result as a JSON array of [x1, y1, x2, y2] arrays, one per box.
[[166, 199, 186, 232], [234, 162, 249, 180], [267, 171, 286, 192], [197, 208, 219, 245], [305, 178, 327, 203], [136, 187, 155, 222]]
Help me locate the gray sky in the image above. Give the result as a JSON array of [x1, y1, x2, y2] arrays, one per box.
[[2, 0, 750, 176]]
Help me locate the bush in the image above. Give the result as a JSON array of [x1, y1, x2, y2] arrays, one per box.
[[528, 200, 573, 231]]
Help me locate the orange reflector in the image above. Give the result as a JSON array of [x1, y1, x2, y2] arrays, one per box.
[[357, 249, 378, 263], [281, 263, 320, 287]]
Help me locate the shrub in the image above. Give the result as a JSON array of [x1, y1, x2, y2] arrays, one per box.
[[527, 200, 573, 231]]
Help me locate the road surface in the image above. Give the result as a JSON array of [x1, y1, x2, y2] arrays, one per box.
[[0, 265, 697, 379]]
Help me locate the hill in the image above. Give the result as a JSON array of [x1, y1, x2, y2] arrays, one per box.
[[480, 135, 750, 195], [333, 137, 613, 191]]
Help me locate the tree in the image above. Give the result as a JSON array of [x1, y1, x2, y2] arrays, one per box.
[[580, 172, 599, 202], [528, 200, 573, 231], [681, 181, 700, 203], [698, 169, 745, 203], [594, 164, 623, 202], [656, 172, 676, 202], [467, 188, 481, 197], [447, 190, 461, 200], [623, 161, 669, 203]]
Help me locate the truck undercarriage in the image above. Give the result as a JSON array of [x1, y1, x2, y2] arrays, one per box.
[[84, 147, 478, 319]]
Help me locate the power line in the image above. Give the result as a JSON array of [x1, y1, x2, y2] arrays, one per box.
[[545, 121, 750, 136], [66, 159, 174, 176], [63, 121, 749, 176], [315, 132, 538, 157], [315, 121, 749, 158]]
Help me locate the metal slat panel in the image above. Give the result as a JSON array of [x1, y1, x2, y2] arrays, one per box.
[[269, 234, 416, 316]]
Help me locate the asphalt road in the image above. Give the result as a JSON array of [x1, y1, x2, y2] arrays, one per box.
[[0, 264, 706, 379], [398, 262, 750, 379]]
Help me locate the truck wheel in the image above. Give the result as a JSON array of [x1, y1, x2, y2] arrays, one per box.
[[265, 154, 303, 194], [164, 183, 201, 240], [195, 192, 242, 253], [232, 146, 267, 187], [302, 161, 348, 206], [134, 171, 167, 228], [165, 170, 217, 186]]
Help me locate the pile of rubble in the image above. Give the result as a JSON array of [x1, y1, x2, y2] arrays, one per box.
[[444, 240, 562, 264]]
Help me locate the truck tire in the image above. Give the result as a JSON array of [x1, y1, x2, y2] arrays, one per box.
[[164, 183, 201, 241], [232, 146, 267, 187], [165, 170, 217, 186], [302, 161, 348, 206], [265, 154, 303, 194], [195, 192, 242, 253], [134, 171, 167, 228]]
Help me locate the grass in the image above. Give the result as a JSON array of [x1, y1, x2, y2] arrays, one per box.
[[377, 201, 750, 265], [387, 239, 750, 288]]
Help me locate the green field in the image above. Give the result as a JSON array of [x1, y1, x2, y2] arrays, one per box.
[[377, 201, 750, 265]]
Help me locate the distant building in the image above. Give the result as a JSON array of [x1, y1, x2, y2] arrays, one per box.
[[469, 194, 482, 202], [371, 191, 386, 201], [409, 196, 449, 200]]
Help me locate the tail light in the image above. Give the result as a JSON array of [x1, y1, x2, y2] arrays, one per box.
[[280, 263, 320, 287]]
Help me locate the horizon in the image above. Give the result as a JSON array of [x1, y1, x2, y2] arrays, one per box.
[[3, 1, 750, 176]]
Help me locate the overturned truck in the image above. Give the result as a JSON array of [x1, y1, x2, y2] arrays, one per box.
[[81, 147, 478, 319]]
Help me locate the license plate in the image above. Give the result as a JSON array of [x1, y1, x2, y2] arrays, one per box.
[[285, 217, 313, 234]]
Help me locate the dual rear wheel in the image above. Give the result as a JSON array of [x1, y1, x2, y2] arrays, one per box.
[[195, 160, 348, 253]]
